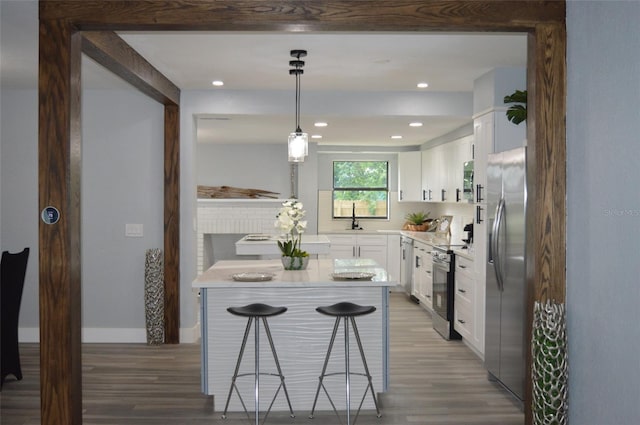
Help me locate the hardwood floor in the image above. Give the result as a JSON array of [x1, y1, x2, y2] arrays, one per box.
[[1, 293, 523, 425]]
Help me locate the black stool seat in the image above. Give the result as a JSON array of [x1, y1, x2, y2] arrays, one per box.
[[227, 303, 287, 318], [316, 302, 376, 317]]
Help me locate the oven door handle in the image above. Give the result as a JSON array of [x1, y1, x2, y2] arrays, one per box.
[[491, 198, 506, 292]]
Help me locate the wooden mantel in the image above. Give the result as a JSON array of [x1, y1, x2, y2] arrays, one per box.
[[38, 1, 566, 424]]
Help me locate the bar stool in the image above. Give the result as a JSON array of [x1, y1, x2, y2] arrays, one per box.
[[309, 302, 381, 425], [221, 303, 294, 424]]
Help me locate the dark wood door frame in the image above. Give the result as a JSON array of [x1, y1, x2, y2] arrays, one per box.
[[38, 2, 566, 424]]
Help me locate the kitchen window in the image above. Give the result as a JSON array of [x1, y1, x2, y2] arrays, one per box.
[[332, 160, 389, 219]]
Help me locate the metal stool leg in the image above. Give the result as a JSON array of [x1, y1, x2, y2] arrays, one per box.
[[222, 317, 254, 419], [350, 317, 381, 421], [309, 317, 341, 418], [254, 317, 260, 425], [262, 317, 295, 418], [344, 316, 351, 425]]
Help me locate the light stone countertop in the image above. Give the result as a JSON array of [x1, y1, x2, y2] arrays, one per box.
[[193, 258, 396, 288]]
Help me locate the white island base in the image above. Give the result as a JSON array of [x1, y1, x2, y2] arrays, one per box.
[[193, 259, 395, 414]]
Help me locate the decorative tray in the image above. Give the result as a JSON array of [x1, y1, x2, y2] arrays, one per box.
[[331, 272, 376, 281], [231, 272, 275, 282], [244, 234, 271, 241]]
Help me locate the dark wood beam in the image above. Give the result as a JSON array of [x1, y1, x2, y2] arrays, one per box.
[[38, 18, 83, 425], [164, 104, 181, 344], [81, 31, 180, 105], [41, 0, 565, 31]]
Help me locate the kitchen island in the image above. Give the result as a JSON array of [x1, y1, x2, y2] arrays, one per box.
[[192, 258, 396, 413]]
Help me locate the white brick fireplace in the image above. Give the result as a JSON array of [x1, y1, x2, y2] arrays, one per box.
[[196, 199, 286, 273]]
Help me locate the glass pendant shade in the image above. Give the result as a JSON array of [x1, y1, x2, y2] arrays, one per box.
[[288, 130, 308, 162]]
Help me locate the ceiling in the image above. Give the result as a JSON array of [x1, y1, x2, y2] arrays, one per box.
[[0, 1, 527, 148]]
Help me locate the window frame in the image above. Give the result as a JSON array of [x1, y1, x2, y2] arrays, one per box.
[[332, 160, 390, 220]]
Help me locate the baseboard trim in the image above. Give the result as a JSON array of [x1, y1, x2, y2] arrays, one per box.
[[19, 324, 201, 344]]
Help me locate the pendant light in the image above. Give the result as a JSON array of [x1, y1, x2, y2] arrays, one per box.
[[288, 49, 308, 162]]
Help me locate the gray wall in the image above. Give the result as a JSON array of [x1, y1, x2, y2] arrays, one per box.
[[0, 87, 165, 341], [566, 1, 640, 424], [196, 143, 291, 197], [81, 89, 164, 334], [0, 89, 39, 327]]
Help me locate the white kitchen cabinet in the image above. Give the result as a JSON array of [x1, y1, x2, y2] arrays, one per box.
[[412, 241, 433, 311], [454, 253, 483, 356], [398, 151, 422, 202], [421, 148, 441, 202], [421, 135, 474, 204], [324, 234, 388, 269]]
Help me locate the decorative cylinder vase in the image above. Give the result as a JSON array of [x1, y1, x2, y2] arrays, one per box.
[[144, 248, 164, 345], [281, 256, 309, 270], [532, 300, 568, 425]]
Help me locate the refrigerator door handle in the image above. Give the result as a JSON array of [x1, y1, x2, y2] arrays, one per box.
[[491, 198, 506, 292]]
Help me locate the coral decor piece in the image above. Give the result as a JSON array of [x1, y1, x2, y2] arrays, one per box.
[[532, 300, 568, 425], [144, 248, 164, 345]]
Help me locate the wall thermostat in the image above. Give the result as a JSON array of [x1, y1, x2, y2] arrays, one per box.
[[41, 206, 60, 224]]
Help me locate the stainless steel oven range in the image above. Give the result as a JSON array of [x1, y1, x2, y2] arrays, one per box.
[[431, 245, 462, 340]]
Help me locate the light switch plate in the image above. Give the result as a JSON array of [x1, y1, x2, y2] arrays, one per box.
[[125, 223, 143, 237]]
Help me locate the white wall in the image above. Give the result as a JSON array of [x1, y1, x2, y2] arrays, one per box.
[[566, 1, 640, 424]]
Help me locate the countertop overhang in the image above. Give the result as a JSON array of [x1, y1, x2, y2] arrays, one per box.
[[193, 258, 396, 288]]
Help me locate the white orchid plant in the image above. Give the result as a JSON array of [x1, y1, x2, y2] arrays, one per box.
[[275, 200, 309, 258]]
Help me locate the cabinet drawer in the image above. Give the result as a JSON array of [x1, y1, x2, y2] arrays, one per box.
[[455, 255, 474, 276], [455, 273, 474, 303], [454, 297, 473, 338]]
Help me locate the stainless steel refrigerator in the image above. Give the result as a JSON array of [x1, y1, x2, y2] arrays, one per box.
[[485, 146, 527, 402]]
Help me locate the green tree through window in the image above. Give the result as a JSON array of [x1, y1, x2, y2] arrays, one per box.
[[333, 161, 389, 219]]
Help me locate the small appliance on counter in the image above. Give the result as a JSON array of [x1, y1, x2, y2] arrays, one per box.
[[462, 223, 473, 248]]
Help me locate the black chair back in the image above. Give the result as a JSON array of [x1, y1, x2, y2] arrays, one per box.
[[1, 247, 30, 386]]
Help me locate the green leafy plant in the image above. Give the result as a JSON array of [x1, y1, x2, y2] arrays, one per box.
[[504, 89, 527, 125], [405, 211, 430, 225]]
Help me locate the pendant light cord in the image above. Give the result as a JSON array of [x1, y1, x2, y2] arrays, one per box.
[[289, 49, 306, 134]]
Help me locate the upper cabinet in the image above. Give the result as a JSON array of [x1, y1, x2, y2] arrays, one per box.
[[421, 135, 473, 203], [397, 151, 422, 202]]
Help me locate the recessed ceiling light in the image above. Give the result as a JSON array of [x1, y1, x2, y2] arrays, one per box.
[[417, 82, 429, 88], [314, 122, 328, 127], [211, 80, 224, 86], [312, 134, 323, 139], [391, 135, 403, 139], [409, 122, 423, 127]]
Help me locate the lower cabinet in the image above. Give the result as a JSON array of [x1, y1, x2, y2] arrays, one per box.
[[454, 254, 484, 355], [412, 241, 433, 312], [324, 234, 388, 270]]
